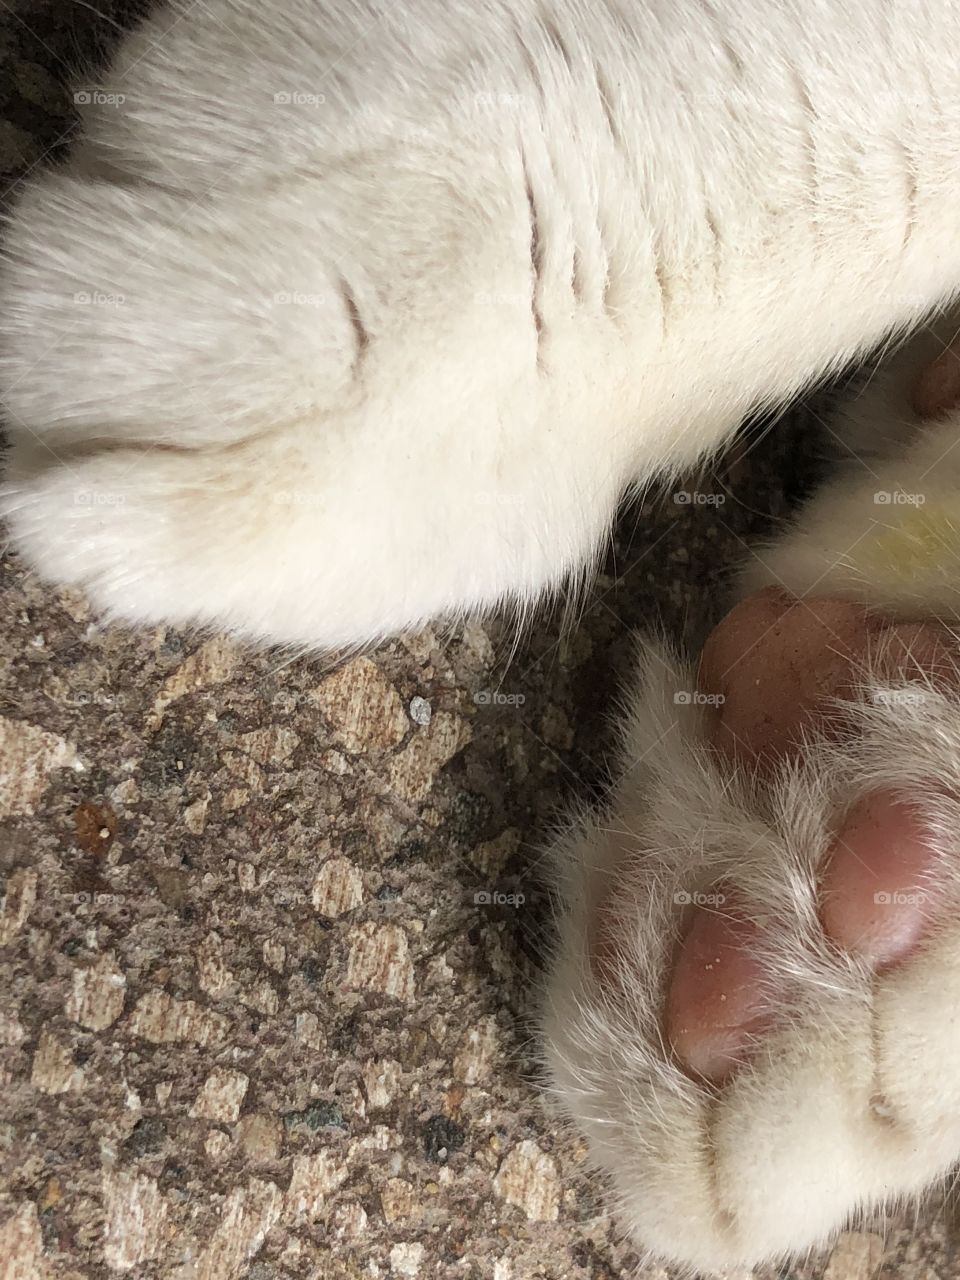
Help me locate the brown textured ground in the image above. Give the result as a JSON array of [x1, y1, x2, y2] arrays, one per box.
[[2, 3, 959, 1278]]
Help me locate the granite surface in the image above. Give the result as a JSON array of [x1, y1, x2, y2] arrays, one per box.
[[1, 3, 959, 1278]]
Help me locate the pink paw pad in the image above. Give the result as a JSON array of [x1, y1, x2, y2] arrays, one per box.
[[818, 790, 938, 968], [658, 591, 952, 1083], [664, 893, 773, 1083], [665, 790, 941, 1082]]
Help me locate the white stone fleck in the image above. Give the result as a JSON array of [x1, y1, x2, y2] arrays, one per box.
[[362, 1058, 401, 1110], [221, 786, 251, 812], [102, 1170, 168, 1272], [204, 1130, 232, 1160], [196, 931, 233, 998], [146, 637, 241, 730], [0, 868, 38, 946], [453, 1017, 499, 1085], [332, 1199, 368, 1240], [190, 1179, 282, 1280], [127, 992, 228, 1045], [65, 952, 126, 1031], [312, 857, 363, 917], [389, 1242, 425, 1277], [349, 1126, 400, 1157], [493, 1140, 560, 1221], [408, 696, 432, 726], [190, 1068, 249, 1123], [386, 711, 471, 805], [0, 1010, 25, 1047], [236, 862, 257, 892], [310, 657, 408, 752], [345, 923, 415, 1001], [824, 1233, 886, 1280], [235, 726, 300, 766], [0, 1201, 49, 1280], [244, 980, 279, 1017], [0, 717, 82, 821], [237, 1113, 282, 1166], [30, 1029, 83, 1094], [110, 778, 141, 809], [284, 1151, 348, 1225], [380, 1178, 418, 1224], [295, 1011, 324, 1050], [182, 794, 209, 834]]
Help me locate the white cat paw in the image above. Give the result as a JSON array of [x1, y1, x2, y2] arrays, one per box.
[[544, 588, 960, 1270]]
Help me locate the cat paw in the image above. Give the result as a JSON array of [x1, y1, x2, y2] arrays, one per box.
[[544, 587, 960, 1270], [0, 167, 624, 648]]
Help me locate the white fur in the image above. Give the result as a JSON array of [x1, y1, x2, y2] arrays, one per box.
[[543, 318, 960, 1269], [6, 0, 960, 1269], [744, 313, 960, 613], [5, 1, 960, 645], [544, 646, 960, 1268]]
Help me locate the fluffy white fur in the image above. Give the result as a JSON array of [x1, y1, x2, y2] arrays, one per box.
[[543, 321, 960, 1269], [744, 314, 960, 611], [5, 0, 960, 1270], [4, 1, 960, 646]]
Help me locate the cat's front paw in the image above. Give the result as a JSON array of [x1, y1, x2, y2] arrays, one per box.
[[0, 165, 626, 649], [544, 587, 960, 1270]]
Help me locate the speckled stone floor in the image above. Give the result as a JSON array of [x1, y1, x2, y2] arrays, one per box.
[[2, 4, 959, 1278]]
